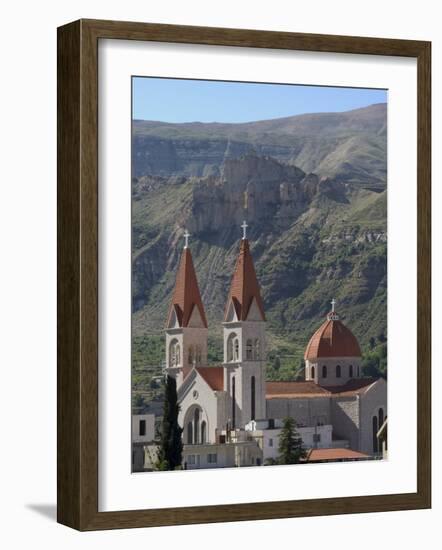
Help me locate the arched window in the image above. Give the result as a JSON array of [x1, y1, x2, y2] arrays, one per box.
[[336, 365, 341, 378], [188, 345, 195, 365], [195, 345, 202, 365], [251, 376, 256, 420], [311, 366, 315, 379], [169, 339, 180, 367], [187, 422, 193, 445], [234, 338, 239, 361], [349, 364, 353, 378], [246, 339, 253, 360], [232, 376, 236, 429], [194, 408, 200, 445], [372, 415, 378, 453], [201, 421, 207, 444], [378, 407, 384, 428], [227, 333, 239, 362], [254, 339, 261, 360], [322, 365, 327, 378]]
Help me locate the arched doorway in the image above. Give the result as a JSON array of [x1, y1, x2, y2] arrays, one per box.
[[372, 415, 378, 453], [183, 405, 209, 446], [193, 408, 200, 444], [187, 422, 193, 445]]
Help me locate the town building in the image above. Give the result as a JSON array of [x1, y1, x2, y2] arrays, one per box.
[[132, 413, 156, 471]]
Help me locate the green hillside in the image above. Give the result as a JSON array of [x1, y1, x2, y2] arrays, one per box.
[[131, 105, 388, 411]]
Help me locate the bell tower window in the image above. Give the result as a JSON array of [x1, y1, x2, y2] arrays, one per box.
[[188, 345, 195, 366], [336, 365, 341, 378], [254, 339, 260, 360], [195, 345, 202, 365], [322, 365, 327, 378], [227, 333, 240, 362], [169, 339, 181, 367], [246, 339, 253, 360]]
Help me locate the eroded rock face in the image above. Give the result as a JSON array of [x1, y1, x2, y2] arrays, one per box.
[[186, 156, 327, 233], [132, 136, 254, 179], [131, 153, 387, 352]]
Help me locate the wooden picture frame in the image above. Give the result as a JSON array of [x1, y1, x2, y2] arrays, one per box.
[[57, 18, 431, 531]]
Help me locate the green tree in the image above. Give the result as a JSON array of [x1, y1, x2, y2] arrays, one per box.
[[277, 417, 306, 464], [274, 356, 281, 371], [155, 376, 183, 470], [150, 378, 159, 390], [132, 393, 145, 412]]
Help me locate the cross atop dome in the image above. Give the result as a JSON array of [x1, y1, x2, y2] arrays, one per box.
[[327, 298, 340, 321], [305, 299, 361, 360], [241, 220, 248, 240]]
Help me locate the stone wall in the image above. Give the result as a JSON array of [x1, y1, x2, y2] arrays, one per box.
[[266, 397, 331, 427], [359, 378, 387, 455], [331, 396, 360, 450]]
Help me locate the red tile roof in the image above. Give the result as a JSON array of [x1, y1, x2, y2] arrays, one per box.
[[266, 381, 330, 398], [306, 448, 369, 462], [324, 378, 378, 396], [266, 378, 378, 399], [167, 247, 208, 328], [195, 367, 224, 391], [304, 315, 361, 360], [224, 239, 265, 321]]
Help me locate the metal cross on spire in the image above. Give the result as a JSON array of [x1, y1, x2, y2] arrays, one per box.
[[183, 229, 190, 249], [331, 298, 336, 312], [241, 220, 248, 240]]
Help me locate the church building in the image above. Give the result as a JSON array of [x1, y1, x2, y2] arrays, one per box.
[[163, 225, 387, 469]]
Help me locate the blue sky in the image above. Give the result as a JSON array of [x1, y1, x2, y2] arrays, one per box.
[[132, 77, 387, 123]]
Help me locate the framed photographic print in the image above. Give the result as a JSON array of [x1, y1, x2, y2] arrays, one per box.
[[57, 19, 431, 530]]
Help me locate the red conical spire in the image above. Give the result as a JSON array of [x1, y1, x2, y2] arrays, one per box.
[[167, 246, 208, 328], [224, 238, 265, 322]]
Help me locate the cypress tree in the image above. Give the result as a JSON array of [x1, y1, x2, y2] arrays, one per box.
[[277, 417, 306, 464], [156, 375, 183, 470]]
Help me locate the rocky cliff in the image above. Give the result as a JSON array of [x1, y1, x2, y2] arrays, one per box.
[[132, 151, 387, 369]]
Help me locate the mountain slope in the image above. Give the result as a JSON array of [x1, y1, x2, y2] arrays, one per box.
[[132, 154, 387, 374], [132, 103, 387, 186]]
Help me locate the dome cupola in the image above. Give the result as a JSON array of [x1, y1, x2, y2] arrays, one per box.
[[304, 300, 361, 360]]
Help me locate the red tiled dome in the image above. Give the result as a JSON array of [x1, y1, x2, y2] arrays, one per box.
[[304, 313, 361, 360]]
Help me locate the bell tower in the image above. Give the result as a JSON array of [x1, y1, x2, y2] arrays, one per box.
[[165, 230, 208, 387], [223, 222, 266, 428]]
